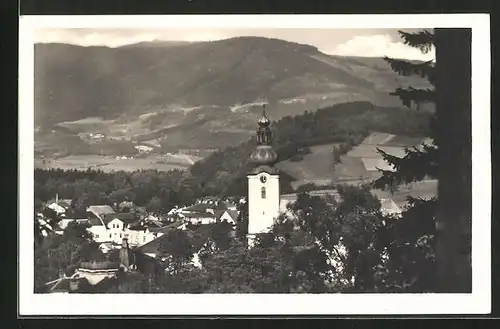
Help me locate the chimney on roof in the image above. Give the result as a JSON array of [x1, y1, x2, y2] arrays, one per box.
[[119, 237, 135, 271], [56, 193, 59, 204]]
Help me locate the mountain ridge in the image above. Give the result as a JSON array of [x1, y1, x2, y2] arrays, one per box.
[[34, 36, 432, 152]]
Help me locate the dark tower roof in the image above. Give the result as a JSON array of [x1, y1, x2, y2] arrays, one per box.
[[257, 104, 270, 125], [249, 103, 277, 167]]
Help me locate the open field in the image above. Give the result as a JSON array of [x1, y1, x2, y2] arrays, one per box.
[[383, 135, 426, 147], [276, 143, 339, 187], [371, 180, 438, 205], [282, 179, 437, 209], [34, 154, 200, 173], [277, 132, 430, 190]]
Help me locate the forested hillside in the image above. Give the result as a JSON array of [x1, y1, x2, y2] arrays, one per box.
[[190, 101, 432, 196], [35, 100, 432, 210]]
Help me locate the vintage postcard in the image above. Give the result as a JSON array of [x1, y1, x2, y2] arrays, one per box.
[[18, 14, 491, 316]]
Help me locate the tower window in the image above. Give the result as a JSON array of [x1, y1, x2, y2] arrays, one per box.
[[261, 186, 266, 199]]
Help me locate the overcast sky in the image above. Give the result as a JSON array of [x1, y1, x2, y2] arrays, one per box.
[[35, 28, 435, 61]]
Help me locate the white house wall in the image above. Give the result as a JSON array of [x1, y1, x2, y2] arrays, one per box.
[[108, 218, 126, 244], [88, 226, 109, 243]]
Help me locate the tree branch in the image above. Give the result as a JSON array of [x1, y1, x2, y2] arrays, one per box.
[[390, 87, 435, 108], [384, 57, 435, 85], [398, 30, 435, 54], [372, 144, 438, 190]]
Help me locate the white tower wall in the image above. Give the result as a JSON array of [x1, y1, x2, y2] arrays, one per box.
[[247, 172, 280, 235]]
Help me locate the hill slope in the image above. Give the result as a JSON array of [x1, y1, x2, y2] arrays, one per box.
[[190, 101, 432, 196], [34, 37, 432, 152]]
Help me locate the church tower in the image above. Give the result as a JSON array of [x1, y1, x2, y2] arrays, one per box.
[[247, 103, 280, 247]]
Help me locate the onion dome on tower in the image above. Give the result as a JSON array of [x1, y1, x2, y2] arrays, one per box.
[[249, 104, 278, 173]]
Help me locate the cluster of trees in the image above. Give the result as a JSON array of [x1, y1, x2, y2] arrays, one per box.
[[34, 168, 200, 214], [34, 220, 105, 292], [87, 183, 435, 294], [332, 134, 367, 166]]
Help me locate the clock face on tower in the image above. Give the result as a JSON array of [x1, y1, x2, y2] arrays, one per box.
[[260, 175, 267, 183]]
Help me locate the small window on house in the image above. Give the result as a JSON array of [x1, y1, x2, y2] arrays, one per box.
[[261, 186, 266, 199], [109, 233, 112, 238], [143, 236, 146, 242], [95, 234, 99, 239], [120, 233, 122, 238]]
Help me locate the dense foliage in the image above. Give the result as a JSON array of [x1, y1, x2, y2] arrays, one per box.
[[34, 168, 199, 213], [34, 220, 105, 292]]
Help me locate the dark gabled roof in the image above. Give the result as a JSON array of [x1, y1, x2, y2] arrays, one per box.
[[58, 199, 73, 208], [184, 212, 215, 219], [138, 221, 208, 255], [88, 216, 103, 226], [184, 203, 214, 213], [136, 222, 186, 254], [101, 213, 136, 226], [137, 235, 165, 255], [47, 277, 90, 293], [147, 221, 180, 234], [214, 202, 229, 211]]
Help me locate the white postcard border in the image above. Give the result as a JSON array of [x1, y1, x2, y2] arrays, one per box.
[[19, 14, 491, 316]]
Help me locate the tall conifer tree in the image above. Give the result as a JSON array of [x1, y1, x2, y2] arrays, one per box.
[[374, 29, 472, 292]]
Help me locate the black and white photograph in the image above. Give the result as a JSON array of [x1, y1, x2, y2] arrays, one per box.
[[18, 14, 491, 315]]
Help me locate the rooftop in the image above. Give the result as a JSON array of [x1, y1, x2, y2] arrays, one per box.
[[183, 203, 215, 213], [101, 213, 137, 226], [215, 209, 238, 222], [87, 205, 115, 217]]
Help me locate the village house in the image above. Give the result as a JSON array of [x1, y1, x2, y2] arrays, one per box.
[[214, 209, 238, 225], [57, 217, 89, 230], [184, 212, 217, 225], [45, 238, 139, 293], [118, 200, 135, 212], [179, 198, 239, 226], [46, 196, 73, 216], [86, 205, 137, 244], [125, 222, 166, 247], [138, 223, 235, 270], [182, 202, 216, 216], [137, 223, 215, 260]]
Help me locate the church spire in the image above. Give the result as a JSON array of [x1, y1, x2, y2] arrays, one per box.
[[256, 104, 272, 145], [249, 103, 277, 165], [258, 103, 270, 126]]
